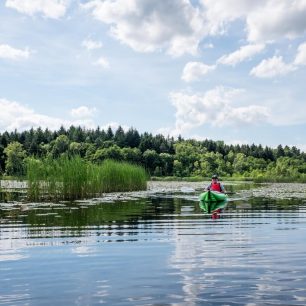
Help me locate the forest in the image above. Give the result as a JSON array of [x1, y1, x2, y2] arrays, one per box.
[[1, 125, 306, 182]]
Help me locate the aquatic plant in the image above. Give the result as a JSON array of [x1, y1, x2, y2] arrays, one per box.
[[26, 156, 148, 201]]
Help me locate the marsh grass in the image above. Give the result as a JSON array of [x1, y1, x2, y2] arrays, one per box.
[[26, 156, 148, 201]]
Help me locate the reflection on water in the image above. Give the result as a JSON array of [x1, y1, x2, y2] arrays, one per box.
[[1, 182, 306, 305]]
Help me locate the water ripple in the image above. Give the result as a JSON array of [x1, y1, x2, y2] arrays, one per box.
[[1, 185, 306, 305]]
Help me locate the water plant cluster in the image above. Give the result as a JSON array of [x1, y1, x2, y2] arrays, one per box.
[[26, 156, 148, 201]]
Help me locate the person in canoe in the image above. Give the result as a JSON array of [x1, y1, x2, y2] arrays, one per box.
[[206, 174, 226, 193]]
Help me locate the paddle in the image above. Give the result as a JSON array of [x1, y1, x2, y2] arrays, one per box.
[[180, 186, 236, 195]]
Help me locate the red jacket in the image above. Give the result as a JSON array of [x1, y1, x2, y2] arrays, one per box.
[[209, 182, 222, 192]]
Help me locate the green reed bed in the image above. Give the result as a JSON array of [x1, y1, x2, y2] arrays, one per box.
[[26, 156, 148, 201]]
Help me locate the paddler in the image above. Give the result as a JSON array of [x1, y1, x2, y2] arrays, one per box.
[[206, 174, 226, 193]]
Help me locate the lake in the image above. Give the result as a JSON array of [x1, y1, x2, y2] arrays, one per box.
[[1, 181, 306, 305]]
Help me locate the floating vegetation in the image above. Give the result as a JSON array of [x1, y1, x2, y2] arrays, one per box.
[[26, 156, 148, 201], [252, 183, 306, 199]]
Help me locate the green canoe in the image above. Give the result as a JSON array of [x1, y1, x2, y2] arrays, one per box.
[[199, 190, 228, 213]]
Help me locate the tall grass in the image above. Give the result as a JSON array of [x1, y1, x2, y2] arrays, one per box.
[[26, 156, 148, 201]]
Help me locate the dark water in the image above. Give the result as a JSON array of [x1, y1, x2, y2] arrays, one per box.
[[1, 183, 306, 305]]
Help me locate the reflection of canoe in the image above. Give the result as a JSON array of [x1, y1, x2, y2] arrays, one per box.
[[199, 191, 228, 213], [199, 199, 228, 214]]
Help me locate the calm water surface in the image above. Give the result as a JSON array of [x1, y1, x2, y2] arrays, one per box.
[[1, 182, 306, 305]]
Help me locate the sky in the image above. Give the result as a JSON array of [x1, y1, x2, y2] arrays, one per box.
[[1, 0, 306, 151]]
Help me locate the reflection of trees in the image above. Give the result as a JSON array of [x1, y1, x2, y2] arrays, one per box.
[[146, 197, 178, 217], [0, 197, 180, 243]]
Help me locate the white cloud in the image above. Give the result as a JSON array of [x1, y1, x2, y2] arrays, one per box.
[[218, 43, 265, 66], [225, 139, 249, 146], [79, 0, 306, 58], [165, 86, 269, 136], [82, 0, 206, 57], [80, 0, 306, 57], [0, 98, 67, 131], [0, 44, 30, 60], [5, 0, 69, 19], [295, 144, 306, 153], [0, 98, 96, 132], [201, 0, 265, 35], [294, 42, 306, 66], [203, 43, 214, 49], [70, 106, 97, 119], [250, 56, 296, 78], [100, 122, 130, 132], [246, 0, 306, 42], [201, 0, 306, 43], [82, 39, 103, 50], [216, 105, 270, 125], [95, 56, 109, 69], [0, 98, 132, 133], [181, 62, 215, 82]]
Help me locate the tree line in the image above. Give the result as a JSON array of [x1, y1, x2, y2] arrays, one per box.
[[1, 125, 305, 181]]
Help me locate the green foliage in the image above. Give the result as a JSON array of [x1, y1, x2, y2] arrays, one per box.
[[93, 145, 123, 162], [4, 142, 26, 176], [174, 141, 206, 176], [0, 126, 305, 182], [142, 149, 160, 174], [159, 153, 174, 176], [114, 126, 126, 147], [0, 144, 4, 174], [69, 142, 82, 155], [121, 147, 142, 163], [51, 135, 70, 158]]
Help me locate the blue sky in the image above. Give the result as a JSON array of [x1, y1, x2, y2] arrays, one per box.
[[1, 0, 306, 151]]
